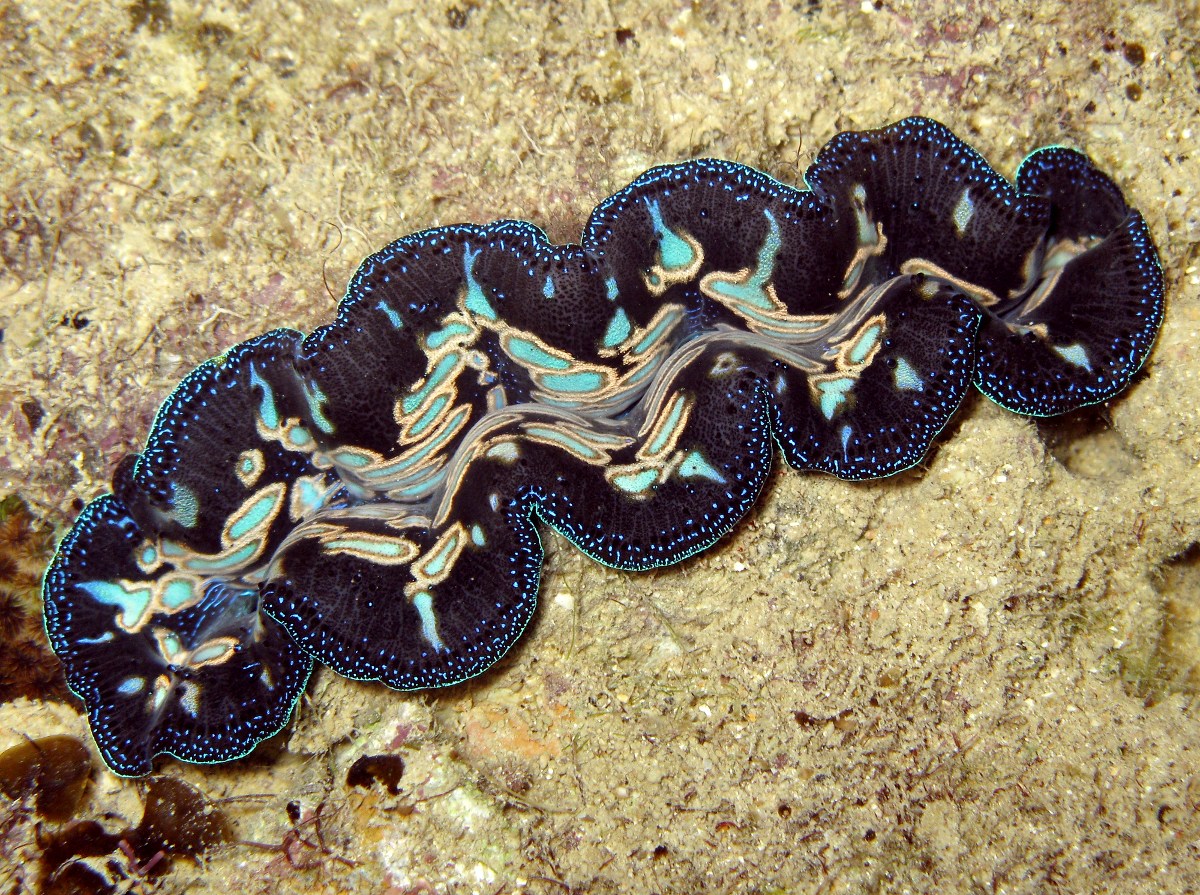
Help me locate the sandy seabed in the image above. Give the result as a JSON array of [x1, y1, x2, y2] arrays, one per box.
[[1, 1, 1199, 892]]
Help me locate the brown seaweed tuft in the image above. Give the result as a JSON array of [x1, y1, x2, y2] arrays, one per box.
[[0, 497, 72, 705], [0, 735, 92, 822]]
